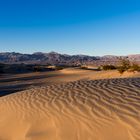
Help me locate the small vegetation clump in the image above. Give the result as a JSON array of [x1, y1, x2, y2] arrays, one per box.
[[33, 65, 43, 72], [102, 65, 116, 70], [55, 66, 64, 70], [100, 59, 140, 74], [117, 67, 125, 74], [117, 59, 131, 74], [129, 63, 140, 72], [117, 60, 128, 74], [117, 59, 140, 74], [80, 66, 87, 69]]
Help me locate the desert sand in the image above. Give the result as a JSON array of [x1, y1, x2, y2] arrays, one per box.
[[1, 68, 139, 96], [0, 68, 140, 140]]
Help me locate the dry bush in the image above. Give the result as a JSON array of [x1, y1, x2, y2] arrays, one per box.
[[129, 63, 140, 72], [117, 59, 140, 74], [102, 65, 116, 70], [117, 59, 131, 74]]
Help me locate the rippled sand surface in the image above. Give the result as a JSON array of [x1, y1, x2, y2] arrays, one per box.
[[0, 77, 140, 140]]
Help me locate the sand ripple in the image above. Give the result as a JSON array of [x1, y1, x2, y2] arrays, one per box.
[[0, 78, 140, 140]]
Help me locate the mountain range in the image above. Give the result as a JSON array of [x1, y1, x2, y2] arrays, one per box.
[[0, 52, 140, 66]]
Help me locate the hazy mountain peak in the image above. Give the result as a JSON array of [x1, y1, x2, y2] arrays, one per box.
[[0, 52, 139, 65]]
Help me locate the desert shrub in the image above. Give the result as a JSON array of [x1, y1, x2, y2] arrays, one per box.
[[129, 63, 140, 72], [33, 66, 42, 72], [117, 59, 131, 74], [80, 66, 87, 69], [55, 66, 64, 70], [117, 66, 126, 74], [120, 59, 131, 69], [102, 65, 116, 70]]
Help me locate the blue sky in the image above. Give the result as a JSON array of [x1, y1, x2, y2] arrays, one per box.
[[0, 0, 140, 56]]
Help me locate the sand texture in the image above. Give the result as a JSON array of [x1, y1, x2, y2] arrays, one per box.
[[0, 76, 140, 140], [1, 68, 140, 96]]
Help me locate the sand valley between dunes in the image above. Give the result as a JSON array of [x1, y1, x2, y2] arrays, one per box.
[[0, 68, 140, 140]]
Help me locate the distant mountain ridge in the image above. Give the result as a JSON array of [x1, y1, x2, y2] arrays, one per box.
[[0, 52, 140, 65]]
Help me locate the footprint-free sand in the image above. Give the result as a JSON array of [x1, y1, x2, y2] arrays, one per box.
[[0, 69, 140, 140]]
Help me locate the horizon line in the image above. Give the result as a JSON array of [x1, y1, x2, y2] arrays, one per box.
[[0, 51, 140, 57]]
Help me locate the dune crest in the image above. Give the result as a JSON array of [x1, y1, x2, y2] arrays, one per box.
[[0, 78, 140, 140]]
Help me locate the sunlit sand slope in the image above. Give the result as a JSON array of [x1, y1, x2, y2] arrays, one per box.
[[0, 78, 140, 140]]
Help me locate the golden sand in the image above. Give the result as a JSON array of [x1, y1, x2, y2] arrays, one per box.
[[0, 69, 140, 140]]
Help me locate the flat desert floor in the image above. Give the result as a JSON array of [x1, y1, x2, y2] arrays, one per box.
[[0, 68, 140, 140]]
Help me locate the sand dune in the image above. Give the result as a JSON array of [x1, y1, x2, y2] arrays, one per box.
[[1, 68, 140, 96], [60, 68, 140, 80], [0, 77, 140, 140]]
